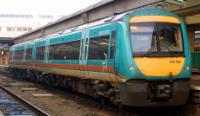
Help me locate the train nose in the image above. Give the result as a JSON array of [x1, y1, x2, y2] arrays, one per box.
[[134, 57, 185, 77]]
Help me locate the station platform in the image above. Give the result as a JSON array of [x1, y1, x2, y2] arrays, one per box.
[[0, 65, 8, 68]]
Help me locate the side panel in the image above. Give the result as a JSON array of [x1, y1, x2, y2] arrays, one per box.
[[114, 22, 135, 81], [46, 32, 82, 77]]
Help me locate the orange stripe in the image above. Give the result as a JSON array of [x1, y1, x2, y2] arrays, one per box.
[[35, 63, 80, 70], [10, 61, 127, 79], [118, 74, 126, 79], [10, 61, 115, 73], [11, 62, 34, 66]]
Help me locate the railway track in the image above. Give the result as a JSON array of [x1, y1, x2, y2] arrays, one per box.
[[0, 84, 50, 116], [0, 72, 172, 116], [0, 68, 199, 115]]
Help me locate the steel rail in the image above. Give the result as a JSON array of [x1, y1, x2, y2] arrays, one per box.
[[0, 84, 50, 116]]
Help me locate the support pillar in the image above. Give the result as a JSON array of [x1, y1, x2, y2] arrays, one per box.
[[187, 28, 195, 52]]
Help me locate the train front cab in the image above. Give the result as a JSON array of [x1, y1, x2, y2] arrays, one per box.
[[117, 9, 191, 107]]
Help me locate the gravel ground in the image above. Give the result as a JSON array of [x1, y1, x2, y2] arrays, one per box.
[[0, 74, 200, 116], [0, 74, 125, 116]]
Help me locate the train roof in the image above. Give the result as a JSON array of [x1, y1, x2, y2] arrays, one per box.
[[11, 40, 35, 48], [11, 7, 174, 49], [47, 12, 128, 36], [11, 11, 128, 49]]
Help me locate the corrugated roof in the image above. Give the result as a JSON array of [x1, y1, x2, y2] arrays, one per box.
[[15, 0, 115, 39]]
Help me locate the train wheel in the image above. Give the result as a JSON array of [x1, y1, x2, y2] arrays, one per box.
[[33, 71, 42, 83], [53, 75, 59, 87], [26, 70, 34, 81]]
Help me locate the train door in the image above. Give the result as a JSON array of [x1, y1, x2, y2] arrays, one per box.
[[80, 28, 117, 81], [32, 41, 36, 69], [79, 29, 90, 78], [85, 29, 111, 80], [34, 40, 47, 70]]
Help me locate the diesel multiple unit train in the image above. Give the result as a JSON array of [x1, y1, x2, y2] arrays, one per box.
[[8, 8, 191, 106]]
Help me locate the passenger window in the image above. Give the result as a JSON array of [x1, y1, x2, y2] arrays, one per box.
[[49, 40, 80, 60], [88, 35, 109, 60], [14, 50, 24, 60], [36, 46, 45, 60], [25, 48, 32, 60]]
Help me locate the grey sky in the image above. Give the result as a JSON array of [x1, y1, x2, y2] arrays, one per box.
[[0, 0, 102, 16]]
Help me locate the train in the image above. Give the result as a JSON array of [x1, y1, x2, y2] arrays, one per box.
[[8, 8, 191, 107]]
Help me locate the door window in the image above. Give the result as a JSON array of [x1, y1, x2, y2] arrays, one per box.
[[88, 35, 109, 60]]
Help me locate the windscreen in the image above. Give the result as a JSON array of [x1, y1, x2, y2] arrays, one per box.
[[130, 22, 184, 56]]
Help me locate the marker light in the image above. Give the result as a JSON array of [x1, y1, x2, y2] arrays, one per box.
[[129, 66, 135, 71], [186, 66, 190, 71]]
